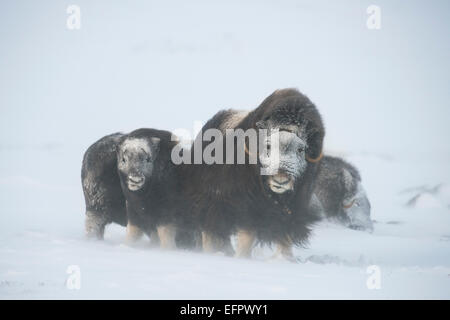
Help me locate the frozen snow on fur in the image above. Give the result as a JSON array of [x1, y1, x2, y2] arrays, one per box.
[[1, 0, 450, 299]]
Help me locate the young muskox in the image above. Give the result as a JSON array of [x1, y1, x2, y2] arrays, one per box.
[[311, 155, 373, 232], [182, 88, 325, 259], [82, 129, 193, 248], [117, 128, 182, 248]]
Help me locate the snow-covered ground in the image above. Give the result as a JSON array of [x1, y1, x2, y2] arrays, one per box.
[[1, 148, 449, 299], [1, 0, 449, 299]]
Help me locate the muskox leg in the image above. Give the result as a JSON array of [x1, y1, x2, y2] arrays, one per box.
[[201, 232, 234, 255], [126, 222, 144, 243], [157, 224, 177, 249], [235, 230, 256, 258], [273, 241, 295, 261], [201, 231, 224, 254], [201, 231, 216, 253], [85, 210, 108, 240]]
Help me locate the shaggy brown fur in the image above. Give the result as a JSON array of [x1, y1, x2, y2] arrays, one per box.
[[180, 89, 325, 256]]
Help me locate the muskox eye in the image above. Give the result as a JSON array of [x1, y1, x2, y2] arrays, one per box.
[[146, 157, 151, 163], [122, 158, 126, 163], [298, 147, 304, 153]]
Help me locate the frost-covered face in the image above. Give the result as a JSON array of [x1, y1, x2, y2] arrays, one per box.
[[117, 137, 160, 191], [343, 182, 373, 232], [258, 125, 308, 194]]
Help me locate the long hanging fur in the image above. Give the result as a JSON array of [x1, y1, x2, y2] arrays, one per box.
[[82, 129, 197, 247], [180, 88, 325, 247], [81, 133, 127, 239]]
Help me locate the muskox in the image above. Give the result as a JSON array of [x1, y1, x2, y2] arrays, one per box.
[[181, 88, 325, 259], [82, 132, 127, 239], [310, 155, 373, 232], [82, 129, 195, 248]]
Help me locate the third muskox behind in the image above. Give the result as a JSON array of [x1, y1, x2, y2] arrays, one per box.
[[310, 155, 372, 231]]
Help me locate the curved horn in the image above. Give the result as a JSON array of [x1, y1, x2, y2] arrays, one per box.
[[342, 199, 356, 209], [306, 150, 323, 163]]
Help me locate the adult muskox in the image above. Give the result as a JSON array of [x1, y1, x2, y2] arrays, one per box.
[[310, 155, 373, 232], [182, 88, 325, 259]]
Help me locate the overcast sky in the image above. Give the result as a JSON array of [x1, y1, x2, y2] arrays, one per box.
[[1, 0, 449, 159]]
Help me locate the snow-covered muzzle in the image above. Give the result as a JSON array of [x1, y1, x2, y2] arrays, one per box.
[[117, 137, 160, 191], [260, 129, 308, 194], [343, 183, 373, 232]]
